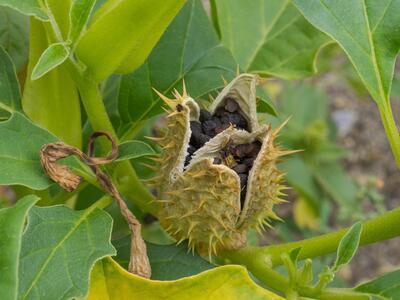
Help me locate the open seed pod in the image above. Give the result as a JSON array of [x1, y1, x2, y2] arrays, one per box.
[[153, 74, 289, 256]]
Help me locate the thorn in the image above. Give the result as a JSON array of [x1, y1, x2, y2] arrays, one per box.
[[153, 88, 176, 109], [236, 65, 240, 76], [182, 79, 187, 97], [273, 117, 291, 136], [221, 75, 228, 86]]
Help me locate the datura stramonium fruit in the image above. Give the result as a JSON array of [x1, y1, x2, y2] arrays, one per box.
[[152, 74, 291, 256]]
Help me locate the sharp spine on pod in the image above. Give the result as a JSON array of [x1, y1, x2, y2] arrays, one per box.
[[151, 74, 291, 257]]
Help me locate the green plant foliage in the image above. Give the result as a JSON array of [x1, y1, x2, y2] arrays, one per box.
[[0, 47, 22, 114], [18, 203, 116, 300], [75, 0, 185, 81], [85, 257, 284, 300], [114, 239, 214, 280], [0, 112, 56, 189], [355, 269, 400, 299], [117, 0, 237, 131], [68, 0, 96, 45], [31, 43, 69, 80], [0, 7, 29, 70], [23, 19, 82, 148], [212, 0, 331, 79], [333, 222, 362, 272], [115, 140, 156, 162], [0, 0, 47, 20], [293, 0, 400, 104], [0, 195, 38, 300], [273, 83, 358, 218]]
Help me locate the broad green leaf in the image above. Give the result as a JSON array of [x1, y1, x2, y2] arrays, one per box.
[[75, 0, 185, 81], [212, 0, 331, 79], [115, 140, 156, 162], [85, 257, 284, 300], [256, 86, 277, 115], [31, 43, 69, 80], [0, 0, 47, 20], [313, 162, 359, 211], [18, 203, 116, 300], [0, 195, 38, 300], [355, 269, 400, 299], [0, 112, 56, 189], [115, 239, 214, 280], [293, 0, 400, 104], [333, 222, 362, 272], [281, 157, 321, 210], [23, 19, 81, 148], [68, 0, 96, 44], [0, 7, 29, 71], [0, 47, 22, 114], [117, 0, 237, 129]]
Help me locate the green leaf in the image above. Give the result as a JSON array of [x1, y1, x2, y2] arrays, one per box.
[[333, 222, 362, 272], [212, 0, 331, 79], [355, 269, 400, 299], [293, 0, 400, 104], [0, 6, 29, 71], [0, 195, 38, 300], [256, 86, 277, 115], [117, 0, 237, 130], [0, 112, 56, 190], [75, 0, 185, 81], [0, 0, 47, 20], [85, 257, 284, 299], [68, 0, 96, 44], [0, 47, 22, 114], [114, 239, 214, 280], [115, 140, 156, 162], [23, 19, 82, 148], [31, 43, 69, 80], [18, 202, 116, 300], [312, 162, 359, 210]]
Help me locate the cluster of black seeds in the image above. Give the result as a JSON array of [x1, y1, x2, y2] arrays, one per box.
[[185, 98, 249, 166], [184, 97, 261, 208], [216, 140, 261, 208]]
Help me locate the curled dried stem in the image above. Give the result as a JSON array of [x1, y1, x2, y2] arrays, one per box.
[[40, 132, 151, 278]]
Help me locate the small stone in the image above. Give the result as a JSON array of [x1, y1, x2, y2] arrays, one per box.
[[224, 98, 239, 112], [190, 121, 203, 135], [233, 164, 248, 174], [215, 123, 230, 134], [199, 109, 212, 122]]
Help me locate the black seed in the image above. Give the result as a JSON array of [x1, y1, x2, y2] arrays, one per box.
[[202, 119, 218, 136], [213, 157, 222, 164], [225, 98, 239, 112], [233, 164, 248, 174], [243, 157, 256, 167], [239, 173, 248, 186], [214, 106, 225, 117], [184, 154, 191, 166], [215, 123, 230, 134], [190, 121, 202, 135], [176, 104, 183, 112], [188, 145, 196, 155], [247, 141, 262, 157], [199, 109, 212, 122]]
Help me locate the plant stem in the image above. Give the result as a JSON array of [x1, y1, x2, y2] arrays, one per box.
[[222, 207, 400, 268], [65, 62, 158, 214], [378, 101, 400, 167]]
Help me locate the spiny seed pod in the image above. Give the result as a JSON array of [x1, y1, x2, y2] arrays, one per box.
[[152, 74, 292, 256]]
